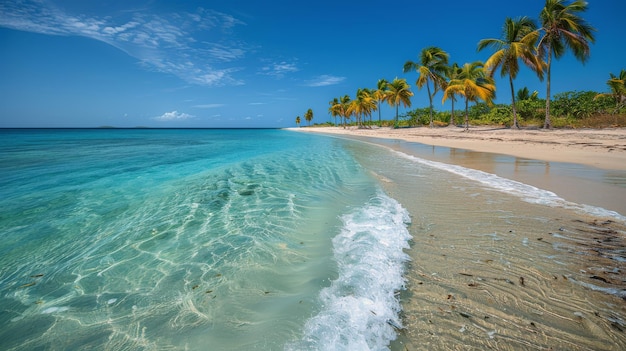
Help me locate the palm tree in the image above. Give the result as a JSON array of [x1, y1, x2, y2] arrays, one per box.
[[444, 62, 462, 127], [478, 16, 544, 129], [404, 46, 449, 127], [328, 98, 340, 126], [295, 116, 301, 127], [348, 88, 378, 128], [442, 61, 496, 131], [385, 78, 413, 128], [304, 108, 313, 126], [341, 95, 352, 127], [595, 70, 626, 112], [517, 87, 540, 101], [538, 0, 596, 129], [372, 79, 389, 127]]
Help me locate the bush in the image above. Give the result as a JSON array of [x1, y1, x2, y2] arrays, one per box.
[[551, 91, 615, 118]]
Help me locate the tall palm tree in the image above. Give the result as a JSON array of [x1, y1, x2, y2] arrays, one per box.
[[304, 108, 313, 126], [442, 61, 496, 131], [595, 69, 626, 112], [538, 0, 596, 128], [328, 98, 340, 126], [478, 16, 544, 129], [444, 62, 462, 127], [385, 78, 413, 128], [372, 79, 389, 127], [403, 46, 449, 128]]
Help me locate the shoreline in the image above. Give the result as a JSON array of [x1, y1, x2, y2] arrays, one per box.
[[290, 126, 626, 171], [291, 125, 626, 215], [291, 126, 626, 349]]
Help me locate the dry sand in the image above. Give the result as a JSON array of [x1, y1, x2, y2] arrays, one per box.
[[293, 126, 626, 171]]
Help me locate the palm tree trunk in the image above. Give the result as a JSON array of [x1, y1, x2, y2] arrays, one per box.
[[427, 81, 434, 128], [464, 98, 470, 131], [377, 101, 382, 127], [509, 75, 519, 129], [395, 104, 399, 128], [449, 98, 456, 126], [544, 46, 552, 129]]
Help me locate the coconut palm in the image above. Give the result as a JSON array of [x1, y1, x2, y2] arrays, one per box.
[[444, 62, 462, 126], [328, 98, 340, 126], [403, 46, 449, 127], [304, 108, 313, 126], [372, 79, 389, 127], [348, 88, 378, 128], [538, 0, 596, 128], [442, 61, 496, 131], [478, 16, 544, 129], [336, 95, 351, 128], [595, 69, 626, 112], [385, 78, 413, 128], [295, 116, 301, 127]]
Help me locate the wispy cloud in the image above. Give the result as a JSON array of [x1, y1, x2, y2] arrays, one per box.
[[154, 111, 195, 121], [259, 60, 299, 78], [305, 74, 346, 87], [0, 1, 247, 86], [192, 103, 224, 109]]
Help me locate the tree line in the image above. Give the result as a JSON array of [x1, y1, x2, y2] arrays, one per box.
[[297, 0, 625, 130]]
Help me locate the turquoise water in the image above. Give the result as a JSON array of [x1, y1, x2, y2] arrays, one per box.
[[0, 129, 411, 350]]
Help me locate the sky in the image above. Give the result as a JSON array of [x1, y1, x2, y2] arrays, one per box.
[[0, 0, 624, 128]]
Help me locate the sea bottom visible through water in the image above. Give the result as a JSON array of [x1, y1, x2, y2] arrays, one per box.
[[0, 129, 625, 351]]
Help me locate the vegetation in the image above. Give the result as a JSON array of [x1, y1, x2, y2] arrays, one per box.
[[385, 78, 413, 128], [443, 61, 496, 130], [538, 0, 596, 128], [304, 108, 313, 126], [304, 0, 623, 130], [478, 16, 544, 129], [404, 47, 449, 128]]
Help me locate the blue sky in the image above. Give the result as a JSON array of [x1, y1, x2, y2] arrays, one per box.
[[1, 0, 624, 128]]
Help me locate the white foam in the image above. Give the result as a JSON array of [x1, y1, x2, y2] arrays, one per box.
[[288, 192, 411, 351], [393, 151, 626, 223]]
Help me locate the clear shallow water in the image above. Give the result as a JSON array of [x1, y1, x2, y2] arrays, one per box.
[[0, 129, 411, 350], [2, 129, 625, 351]]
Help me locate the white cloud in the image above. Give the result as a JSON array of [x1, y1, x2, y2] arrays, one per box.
[[259, 60, 299, 78], [305, 75, 346, 87], [154, 111, 195, 121], [192, 103, 224, 109], [0, 1, 247, 86]]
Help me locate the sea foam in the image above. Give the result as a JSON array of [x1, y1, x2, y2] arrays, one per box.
[[288, 192, 411, 351], [394, 151, 626, 223]]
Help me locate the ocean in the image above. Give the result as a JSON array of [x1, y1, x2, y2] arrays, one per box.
[[1, 129, 624, 350]]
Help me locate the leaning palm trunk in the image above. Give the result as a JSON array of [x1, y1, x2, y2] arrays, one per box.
[[427, 81, 434, 128], [544, 47, 552, 129]]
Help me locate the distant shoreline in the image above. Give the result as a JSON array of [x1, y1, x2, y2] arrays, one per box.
[[290, 126, 626, 171]]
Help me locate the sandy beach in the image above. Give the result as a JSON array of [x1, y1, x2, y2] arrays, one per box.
[[291, 125, 626, 350], [293, 126, 626, 171], [293, 126, 626, 216]]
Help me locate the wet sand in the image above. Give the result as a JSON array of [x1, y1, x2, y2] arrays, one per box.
[[291, 126, 626, 216], [290, 126, 626, 350]]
